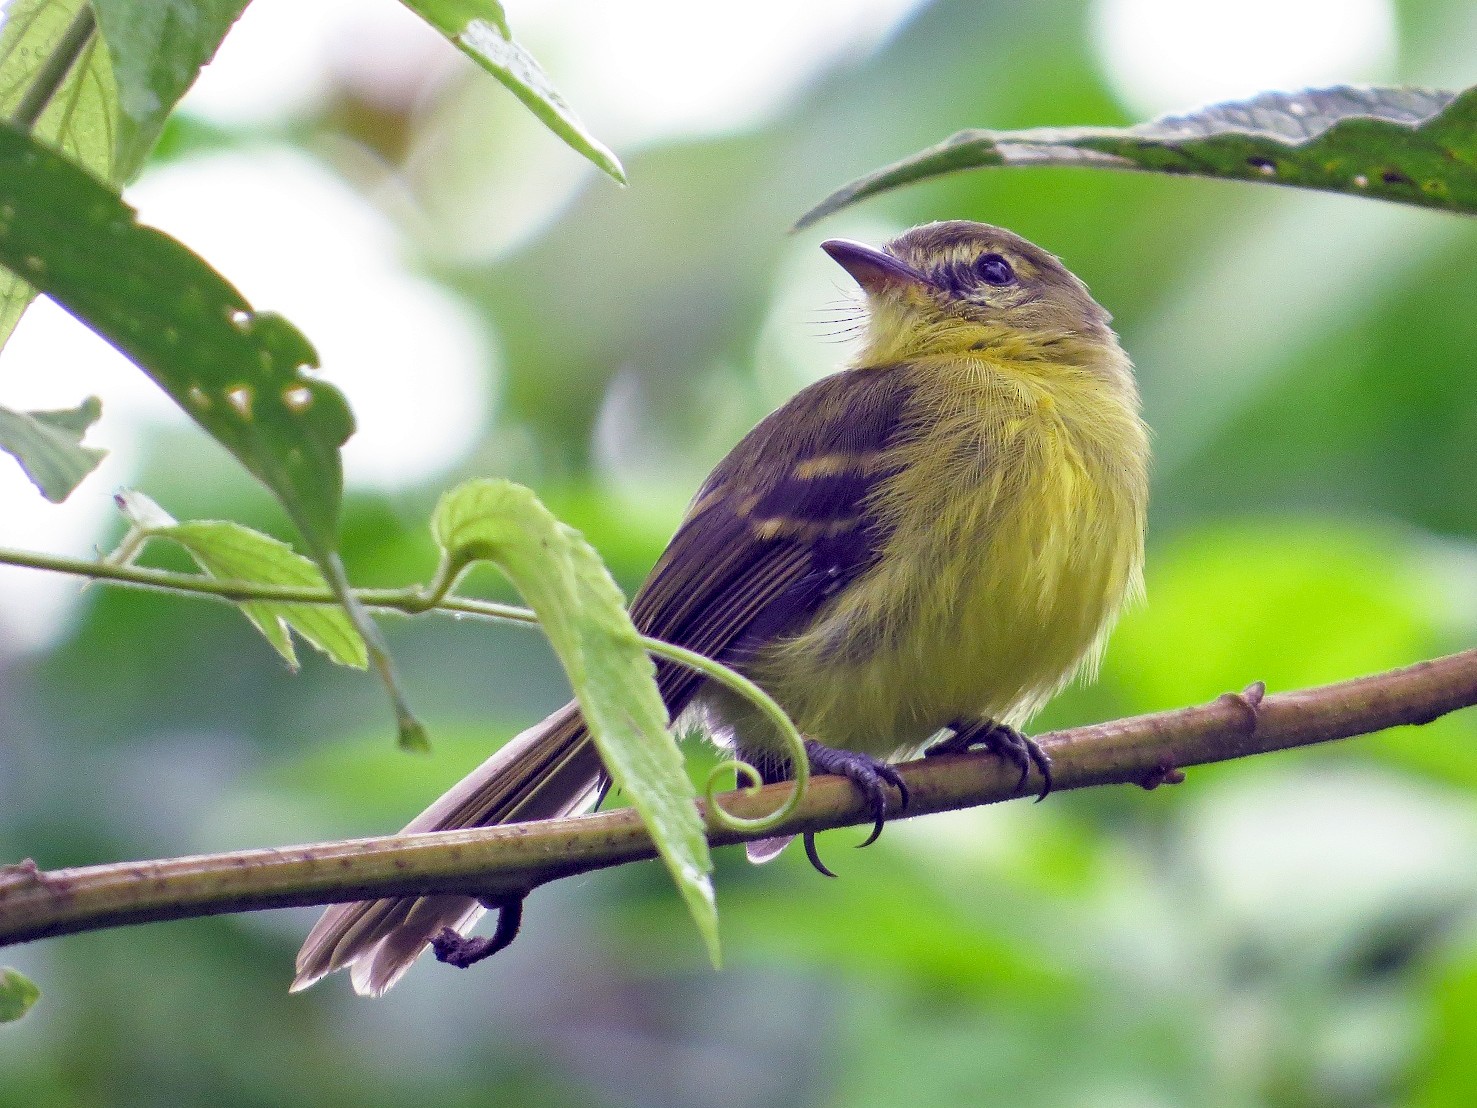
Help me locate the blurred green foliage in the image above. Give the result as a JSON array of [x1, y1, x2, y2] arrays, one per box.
[[4, 0, 1477, 1105]]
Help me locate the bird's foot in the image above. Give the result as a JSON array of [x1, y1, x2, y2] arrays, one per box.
[[800, 739, 910, 878], [926, 719, 1053, 802]]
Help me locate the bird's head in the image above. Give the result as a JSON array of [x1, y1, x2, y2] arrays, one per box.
[[822, 220, 1118, 368]]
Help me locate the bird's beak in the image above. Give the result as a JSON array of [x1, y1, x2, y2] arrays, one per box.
[[821, 239, 929, 296]]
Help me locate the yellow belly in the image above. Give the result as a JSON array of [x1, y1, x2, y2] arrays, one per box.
[[709, 359, 1148, 760]]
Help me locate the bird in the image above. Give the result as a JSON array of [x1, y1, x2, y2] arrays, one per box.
[[293, 220, 1150, 996]]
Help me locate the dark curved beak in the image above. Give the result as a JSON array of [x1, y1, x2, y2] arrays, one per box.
[[821, 239, 929, 295]]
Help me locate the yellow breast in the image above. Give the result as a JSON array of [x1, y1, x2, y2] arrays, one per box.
[[753, 354, 1148, 758]]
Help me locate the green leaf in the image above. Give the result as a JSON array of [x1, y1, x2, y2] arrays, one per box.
[[0, 0, 116, 350], [796, 85, 1477, 228], [0, 966, 40, 1023], [399, 0, 625, 184], [432, 478, 717, 964], [0, 395, 105, 501], [0, 120, 354, 555], [89, 0, 250, 179], [115, 491, 367, 670]]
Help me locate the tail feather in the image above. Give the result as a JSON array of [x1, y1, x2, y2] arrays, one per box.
[[744, 835, 794, 863], [292, 702, 602, 996]]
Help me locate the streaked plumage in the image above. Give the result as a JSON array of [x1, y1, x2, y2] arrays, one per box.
[[294, 221, 1149, 996]]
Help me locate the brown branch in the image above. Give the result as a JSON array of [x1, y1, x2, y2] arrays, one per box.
[[3, 648, 1476, 949]]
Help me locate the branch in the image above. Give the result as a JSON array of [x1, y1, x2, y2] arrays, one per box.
[[4, 648, 1475, 949]]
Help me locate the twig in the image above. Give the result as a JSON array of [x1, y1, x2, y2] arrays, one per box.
[[3, 648, 1474, 949]]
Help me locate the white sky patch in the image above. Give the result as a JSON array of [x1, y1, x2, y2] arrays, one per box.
[[186, 0, 930, 148], [184, 0, 450, 126], [1091, 0, 1398, 120], [515, 0, 931, 148]]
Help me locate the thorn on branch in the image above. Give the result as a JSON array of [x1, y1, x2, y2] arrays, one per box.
[[0, 858, 43, 885], [1407, 705, 1449, 727], [1138, 757, 1186, 790], [431, 897, 525, 969], [1216, 680, 1267, 734]]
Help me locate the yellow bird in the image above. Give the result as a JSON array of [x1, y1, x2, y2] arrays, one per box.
[[294, 221, 1150, 996]]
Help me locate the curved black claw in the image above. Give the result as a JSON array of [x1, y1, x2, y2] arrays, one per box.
[[927, 719, 1054, 802], [431, 897, 524, 969], [803, 739, 910, 865], [803, 832, 838, 878]]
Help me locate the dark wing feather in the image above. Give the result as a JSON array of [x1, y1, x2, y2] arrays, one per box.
[[630, 364, 915, 714]]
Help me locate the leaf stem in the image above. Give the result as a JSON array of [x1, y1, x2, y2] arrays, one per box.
[[10, 5, 97, 133]]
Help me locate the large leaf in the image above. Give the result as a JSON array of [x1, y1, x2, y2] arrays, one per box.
[[0, 395, 104, 500], [796, 85, 1477, 228], [399, 0, 625, 184], [0, 120, 353, 553], [115, 491, 367, 671], [0, 965, 39, 1023], [90, 0, 250, 178], [432, 478, 718, 965], [0, 0, 116, 349]]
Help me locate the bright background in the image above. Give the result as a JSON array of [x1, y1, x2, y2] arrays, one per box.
[[4, 0, 1477, 1104]]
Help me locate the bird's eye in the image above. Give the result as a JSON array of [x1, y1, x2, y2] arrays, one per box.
[[974, 253, 1015, 286]]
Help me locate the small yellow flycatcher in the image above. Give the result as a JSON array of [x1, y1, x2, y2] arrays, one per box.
[[295, 221, 1150, 995]]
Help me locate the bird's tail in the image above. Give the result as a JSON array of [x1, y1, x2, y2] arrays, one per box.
[[291, 701, 602, 997]]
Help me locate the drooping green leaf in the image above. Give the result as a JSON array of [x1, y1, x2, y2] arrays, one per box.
[[431, 478, 717, 964], [0, 966, 39, 1023], [89, 0, 250, 178], [115, 491, 367, 671], [0, 0, 116, 349], [399, 0, 625, 184], [0, 395, 104, 500], [796, 85, 1477, 228], [0, 120, 354, 555]]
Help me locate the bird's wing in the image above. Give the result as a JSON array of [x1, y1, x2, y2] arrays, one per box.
[[631, 363, 916, 714]]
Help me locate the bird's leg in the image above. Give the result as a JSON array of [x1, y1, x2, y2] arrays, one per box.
[[431, 896, 524, 969], [926, 719, 1053, 801]]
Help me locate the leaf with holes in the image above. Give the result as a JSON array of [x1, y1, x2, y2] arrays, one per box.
[[0, 966, 39, 1023], [0, 395, 105, 501], [399, 0, 624, 183], [115, 491, 366, 670], [432, 478, 718, 965], [0, 121, 354, 553], [797, 85, 1477, 228]]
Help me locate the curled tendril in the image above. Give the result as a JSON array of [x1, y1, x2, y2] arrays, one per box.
[[649, 642, 808, 834], [711, 758, 764, 796], [702, 757, 773, 829]]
